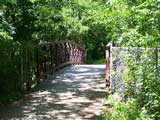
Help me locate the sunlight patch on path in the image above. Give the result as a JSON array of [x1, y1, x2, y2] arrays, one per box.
[[0, 65, 106, 120]]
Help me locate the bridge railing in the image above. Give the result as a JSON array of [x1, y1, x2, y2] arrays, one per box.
[[21, 41, 85, 91], [36, 41, 85, 79]]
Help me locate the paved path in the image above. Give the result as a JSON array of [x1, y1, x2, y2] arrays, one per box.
[[0, 65, 106, 120]]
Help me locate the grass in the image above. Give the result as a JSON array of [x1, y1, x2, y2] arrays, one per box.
[[86, 58, 106, 64]]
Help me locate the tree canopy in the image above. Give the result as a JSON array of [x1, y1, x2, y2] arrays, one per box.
[[0, 0, 160, 119]]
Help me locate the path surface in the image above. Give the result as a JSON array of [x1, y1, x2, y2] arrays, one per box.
[[0, 65, 106, 120]]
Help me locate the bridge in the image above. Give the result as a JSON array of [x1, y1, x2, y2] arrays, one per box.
[[0, 41, 106, 120]]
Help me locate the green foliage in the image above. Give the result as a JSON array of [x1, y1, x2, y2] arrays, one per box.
[[0, 0, 37, 105], [100, 94, 151, 120], [102, 48, 159, 119], [0, 1, 160, 119], [0, 12, 20, 104], [99, 1, 160, 119], [102, 49, 159, 119], [86, 58, 105, 64], [124, 49, 160, 119]]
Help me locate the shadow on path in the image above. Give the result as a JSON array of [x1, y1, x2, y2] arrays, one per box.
[[0, 65, 106, 120]]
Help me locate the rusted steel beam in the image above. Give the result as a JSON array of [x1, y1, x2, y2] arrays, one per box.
[[106, 42, 112, 94], [34, 41, 85, 82]]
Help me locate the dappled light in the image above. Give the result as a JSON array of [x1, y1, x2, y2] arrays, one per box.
[[0, 65, 106, 120], [1, 0, 160, 119]]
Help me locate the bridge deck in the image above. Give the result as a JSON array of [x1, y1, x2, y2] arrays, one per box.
[[0, 65, 106, 120]]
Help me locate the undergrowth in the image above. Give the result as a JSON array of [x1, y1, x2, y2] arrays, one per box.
[[99, 94, 152, 120]]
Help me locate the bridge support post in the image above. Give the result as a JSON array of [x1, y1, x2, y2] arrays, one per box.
[[106, 43, 112, 94]]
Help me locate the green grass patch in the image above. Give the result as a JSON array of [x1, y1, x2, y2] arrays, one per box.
[[86, 58, 106, 64]]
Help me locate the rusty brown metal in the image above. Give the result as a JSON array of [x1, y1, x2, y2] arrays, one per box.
[[106, 42, 112, 94], [36, 41, 85, 81], [24, 41, 85, 91]]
